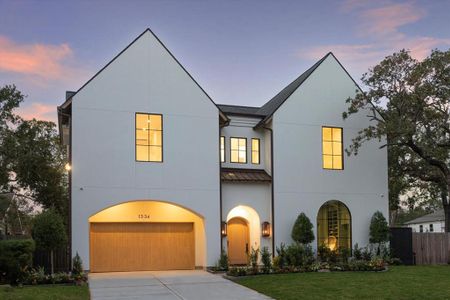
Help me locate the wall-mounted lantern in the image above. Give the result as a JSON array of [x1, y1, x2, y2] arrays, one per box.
[[221, 221, 227, 237], [262, 222, 271, 237]]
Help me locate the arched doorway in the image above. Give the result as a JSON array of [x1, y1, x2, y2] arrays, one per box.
[[227, 217, 249, 265], [88, 200, 205, 272], [317, 200, 351, 251]]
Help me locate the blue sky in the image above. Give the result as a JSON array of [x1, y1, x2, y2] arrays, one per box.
[[0, 0, 449, 121]]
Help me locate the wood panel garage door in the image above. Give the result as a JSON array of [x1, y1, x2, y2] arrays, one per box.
[[90, 222, 194, 272]]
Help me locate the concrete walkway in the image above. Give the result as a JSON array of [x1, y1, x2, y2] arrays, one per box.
[[89, 270, 272, 300]]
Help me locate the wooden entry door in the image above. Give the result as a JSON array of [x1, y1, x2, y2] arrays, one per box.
[[227, 218, 249, 265], [90, 222, 195, 272]]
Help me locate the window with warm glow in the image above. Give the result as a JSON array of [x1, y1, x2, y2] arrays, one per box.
[[251, 138, 260, 164], [322, 127, 343, 170], [230, 137, 247, 163], [135, 113, 162, 162], [317, 200, 351, 251], [220, 136, 225, 163]]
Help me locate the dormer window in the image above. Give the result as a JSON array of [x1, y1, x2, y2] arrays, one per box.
[[136, 113, 163, 162], [230, 137, 247, 163]]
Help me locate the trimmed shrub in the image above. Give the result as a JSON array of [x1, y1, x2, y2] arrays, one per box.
[[248, 247, 259, 274], [275, 243, 288, 269], [72, 252, 83, 275], [0, 239, 35, 285], [260, 247, 272, 274], [285, 243, 314, 268], [291, 213, 315, 245], [353, 243, 363, 260], [369, 211, 389, 255]]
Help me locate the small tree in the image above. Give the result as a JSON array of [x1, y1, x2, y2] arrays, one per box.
[[291, 212, 314, 244], [369, 211, 389, 255], [32, 209, 67, 274]]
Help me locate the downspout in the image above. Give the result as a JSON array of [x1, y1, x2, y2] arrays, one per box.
[[263, 126, 275, 257]]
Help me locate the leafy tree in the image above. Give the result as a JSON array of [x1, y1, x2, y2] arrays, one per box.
[[291, 212, 315, 244], [369, 211, 389, 255], [343, 49, 450, 231], [32, 209, 68, 274]]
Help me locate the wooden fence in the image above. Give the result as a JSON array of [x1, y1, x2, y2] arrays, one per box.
[[33, 247, 71, 273], [412, 232, 450, 265]]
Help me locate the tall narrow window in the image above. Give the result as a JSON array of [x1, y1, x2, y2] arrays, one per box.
[[322, 127, 343, 170], [230, 137, 247, 163], [136, 113, 162, 162], [251, 138, 260, 164], [220, 136, 225, 163]]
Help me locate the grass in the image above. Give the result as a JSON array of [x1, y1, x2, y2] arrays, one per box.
[[236, 265, 450, 300], [0, 284, 89, 300]]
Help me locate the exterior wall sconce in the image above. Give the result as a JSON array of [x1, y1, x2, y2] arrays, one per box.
[[262, 222, 271, 237], [221, 222, 227, 237]]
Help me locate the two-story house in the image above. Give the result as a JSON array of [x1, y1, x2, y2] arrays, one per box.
[[58, 29, 388, 272]]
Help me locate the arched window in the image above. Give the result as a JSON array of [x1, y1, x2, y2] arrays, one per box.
[[317, 200, 351, 250]]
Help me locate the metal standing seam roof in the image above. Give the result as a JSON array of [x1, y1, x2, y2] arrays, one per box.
[[404, 210, 445, 225], [221, 168, 272, 182]]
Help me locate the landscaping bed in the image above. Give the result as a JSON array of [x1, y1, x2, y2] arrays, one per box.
[[0, 284, 89, 300]]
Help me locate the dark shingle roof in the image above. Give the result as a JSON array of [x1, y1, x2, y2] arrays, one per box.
[[256, 53, 331, 125], [221, 168, 272, 182], [404, 210, 445, 225], [217, 104, 264, 117]]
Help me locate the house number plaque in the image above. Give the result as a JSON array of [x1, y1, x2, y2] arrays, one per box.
[[138, 214, 150, 219]]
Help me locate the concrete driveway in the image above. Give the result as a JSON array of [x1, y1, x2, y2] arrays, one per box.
[[89, 270, 272, 300]]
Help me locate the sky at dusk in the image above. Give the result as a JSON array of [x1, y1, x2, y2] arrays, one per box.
[[1, 0, 450, 122]]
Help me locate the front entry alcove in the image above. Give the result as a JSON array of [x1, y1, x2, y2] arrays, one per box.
[[88, 200, 206, 272]]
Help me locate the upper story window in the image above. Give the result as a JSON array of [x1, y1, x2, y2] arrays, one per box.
[[429, 224, 434, 232], [136, 113, 163, 162], [322, 126, 343, 170], [251, 138, 260, 164], [220, 136, 225, 163], [230, 137, 247, 163]]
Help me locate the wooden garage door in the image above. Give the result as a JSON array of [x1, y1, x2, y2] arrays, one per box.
[[90, 222, 194, 272]]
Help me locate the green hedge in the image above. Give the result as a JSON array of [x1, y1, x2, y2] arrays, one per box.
[[0, 239, 35, 285]]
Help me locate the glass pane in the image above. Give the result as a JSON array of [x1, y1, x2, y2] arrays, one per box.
[[149, 114, 162, 130], [252, 151, 259, 164], [149, 146, 162, 162], [333, 142, 342, 155], [220, 137, 225, 150], [252, 139, 259, 151], [333, 155, 343, 169], [149, 130, 162, 146], [323, 141, 332, 155], [221, 149, 225, 162], [136, 145, 149, 161], [231, 138, 238, 150], [322, 127, 332, 141], [136, 113, 149, 129], [239, 150, 246, 163], [239, 138, 246, 148], [323, 155, 332, 169], [332, 128, 342, 142], [231, 150, 239, 162], [136, 129, 149, 145]]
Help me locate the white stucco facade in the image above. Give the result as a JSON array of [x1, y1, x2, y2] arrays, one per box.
[[59, 29, 388, 271]]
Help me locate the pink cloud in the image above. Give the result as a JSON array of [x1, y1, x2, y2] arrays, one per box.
[[362, 3, 425, 38], [17, 102, 57, 122], [0, 36, 73, 80]]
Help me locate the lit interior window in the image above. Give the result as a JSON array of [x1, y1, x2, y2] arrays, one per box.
[[251, 138, 260, 164], [322, 127, 343, 170], [136, 113, 162, 162], [230, 137, 246, 163], [220, 136, 225, 163]]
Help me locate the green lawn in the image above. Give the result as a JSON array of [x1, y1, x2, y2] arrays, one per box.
[[0, 284, 89, 300], [236, 266, 450, 300]]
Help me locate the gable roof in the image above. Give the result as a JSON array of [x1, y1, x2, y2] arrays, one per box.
[[254, 52, 363, 127], [58, 28, 228, 122], [404, 210, 445, 225]]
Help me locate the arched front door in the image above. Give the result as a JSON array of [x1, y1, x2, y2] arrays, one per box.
[[227, 217, 249, 265]]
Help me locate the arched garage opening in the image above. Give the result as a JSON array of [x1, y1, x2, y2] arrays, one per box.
[[317, 200, 351, 251], [88, 200, 205, 272]]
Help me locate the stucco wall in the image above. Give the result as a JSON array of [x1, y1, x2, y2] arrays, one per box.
[[71, 31, 221, 268], [271, 55, 389, 250]]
